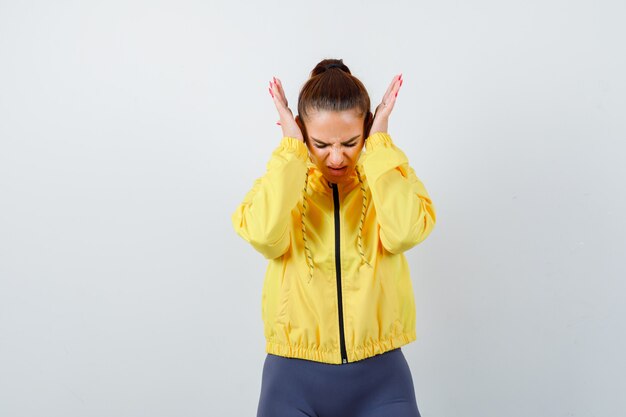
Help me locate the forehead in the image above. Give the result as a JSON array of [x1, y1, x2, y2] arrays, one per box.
[[305, 109, 363, 141]]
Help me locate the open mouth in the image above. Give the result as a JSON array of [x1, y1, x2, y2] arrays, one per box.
[[328, 166, 347, 175]]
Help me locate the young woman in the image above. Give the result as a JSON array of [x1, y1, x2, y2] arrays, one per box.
[[231, 58, 437, 417]]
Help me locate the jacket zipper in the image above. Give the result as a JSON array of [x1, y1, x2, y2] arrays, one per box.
[[331, 182, 349, 364]]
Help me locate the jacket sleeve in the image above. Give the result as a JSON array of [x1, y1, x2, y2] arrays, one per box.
[[361, 132, 437, 254], [231, 136, 309, 259]]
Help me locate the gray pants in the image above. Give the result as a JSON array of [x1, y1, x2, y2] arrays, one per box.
[[257, 347, 422, 417]]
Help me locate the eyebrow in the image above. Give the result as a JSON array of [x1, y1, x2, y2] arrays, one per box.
[[310, 134, 361, 145]]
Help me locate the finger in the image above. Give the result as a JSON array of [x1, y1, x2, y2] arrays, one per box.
[[382, 75, 403, 110], [274, 76, 283, 92], [271, 79, 294, 121], [269, 80, 278, 100], [390, 74, 402, 99], [382, 74, 401, 101], [394, 73, 403, 97], [270, 80, 285, 108], [375, 87, 401, 120], [382, 75, 396, 98], [269, 80, 286, 108], [274, 77, 288, 105]]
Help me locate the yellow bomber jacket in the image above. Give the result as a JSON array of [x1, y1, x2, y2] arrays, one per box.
[[231, 132, 436, 364]]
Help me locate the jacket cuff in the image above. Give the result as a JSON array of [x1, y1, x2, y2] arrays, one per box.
[[362, 132, 409, 183], [365, 132, 394, 152], [278, 136, 308, 161]]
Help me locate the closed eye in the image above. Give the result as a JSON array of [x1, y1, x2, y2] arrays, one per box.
[[314, 143, 357, 149], [311, 134, 361, 148]]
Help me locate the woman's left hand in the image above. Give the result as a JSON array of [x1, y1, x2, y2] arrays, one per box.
[[370, 73, 403, 135]]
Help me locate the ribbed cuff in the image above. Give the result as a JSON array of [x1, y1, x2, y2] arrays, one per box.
[[278, 136, 308, 160], [365, 132, 394, 152], [362, 131, 408, 183]]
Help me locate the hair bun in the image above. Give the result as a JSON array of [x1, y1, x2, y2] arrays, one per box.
[[311, 59, 351, 77], [324, 63, 344, 71]]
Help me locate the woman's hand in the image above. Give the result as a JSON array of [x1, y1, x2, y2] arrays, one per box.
[[269, 76, 304, 142], [370, 73, 403, 136]]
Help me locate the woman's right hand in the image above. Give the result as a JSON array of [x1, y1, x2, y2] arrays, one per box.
[[269, 77, 304, 142]]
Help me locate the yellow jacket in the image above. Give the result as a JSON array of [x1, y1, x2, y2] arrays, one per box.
[[231, 132, 436, 364]]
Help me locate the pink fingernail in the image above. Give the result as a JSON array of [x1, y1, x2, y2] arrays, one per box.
[[276, 122, 281, 125], [395, 91, 398, 97], [269, 87, 274, 98], [400, 79, 403, 87]]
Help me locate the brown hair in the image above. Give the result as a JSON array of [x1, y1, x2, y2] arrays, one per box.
[[296, 58, 374, 143]]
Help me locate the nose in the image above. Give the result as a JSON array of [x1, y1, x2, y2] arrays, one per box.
[[329, 148, 345, 166]]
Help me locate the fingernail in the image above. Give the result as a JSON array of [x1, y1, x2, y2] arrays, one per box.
[[276, 122, 281, 125], [395, 91, 398, 97], [268, 87, 274, 98], [400, 79, 403, 87]]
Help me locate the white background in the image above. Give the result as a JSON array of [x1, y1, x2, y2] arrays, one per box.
[[1, 1, 624, 416]]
